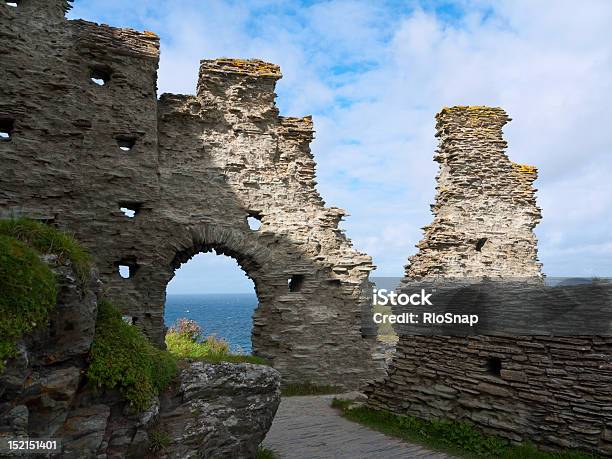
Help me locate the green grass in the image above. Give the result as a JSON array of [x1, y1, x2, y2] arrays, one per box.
[[0, 218, 92, 284], [331, 399, 599, 459], [281, 383, 344, 397], [0, 235, 58, 371], [149, 430, 171, 452], [256, 446, 278, 459], [165, 321, 269, 365], [0, 218, 95, 371], [373, 302, 397, 337], [87, 300, 178, 411]]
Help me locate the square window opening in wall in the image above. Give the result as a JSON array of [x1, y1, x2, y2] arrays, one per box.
[[121, 315, 138, 325], [90, 66, 112, 86], [115, 135, 136, 152], [475, 237, 488, 252], [119, 202, 142, 218], [288, 274, 304, 293], [117, 259, 138, 279], [0, 118, 15, 141], [486, 357, 502, 377], [247, 212, 262, 230]]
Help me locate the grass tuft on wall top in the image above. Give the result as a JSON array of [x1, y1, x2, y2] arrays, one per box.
[[0, 218, 92, 284]]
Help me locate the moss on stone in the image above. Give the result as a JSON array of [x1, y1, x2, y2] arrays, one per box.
[[0, 218, 92, 284], [0, 235, 58, 371], [87, 300, 178, 411]]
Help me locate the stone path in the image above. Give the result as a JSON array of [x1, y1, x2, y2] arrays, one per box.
[[263, 395, 453, 459]]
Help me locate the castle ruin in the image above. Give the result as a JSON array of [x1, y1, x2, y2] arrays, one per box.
[[2, 2, 611, 456], [0, 0, 378, 388]]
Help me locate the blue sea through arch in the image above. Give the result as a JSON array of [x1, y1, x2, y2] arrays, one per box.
[[164, 293, 258, 353], [164, 251, 258, 353]]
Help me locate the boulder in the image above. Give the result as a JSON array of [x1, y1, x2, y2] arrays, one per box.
[[155, 361, 281, 458]]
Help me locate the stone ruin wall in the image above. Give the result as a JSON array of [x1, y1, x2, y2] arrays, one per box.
[[0, 0, 379, 388], [401, 107, 543, 280], [367, 107, 612, 456]]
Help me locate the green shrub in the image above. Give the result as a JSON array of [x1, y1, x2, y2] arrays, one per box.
[[168, 318, 205, 342], [0, 235, 58, 371], [149, 430, 171, 452], [165, 319, 269, 365], [87, 300, 178, 411], [0, 218, 92, 284], [256, 446, 278, 459]]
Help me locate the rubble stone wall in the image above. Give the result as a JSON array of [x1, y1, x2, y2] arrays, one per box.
[[367, 107, 612, 456], [0, 0, 377, 388], [403, 106, 542, 280]]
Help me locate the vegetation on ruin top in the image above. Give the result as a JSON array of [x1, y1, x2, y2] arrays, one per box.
[[0, 235, 57, 371], [203, 58, 281, 77], [0, 218, 92, 284], [332, 399, 600, 459], [512, 162, 538, 175], [439, 105, 504, 115], [165, 318, 269, 365], [87, 300, 178, 411]]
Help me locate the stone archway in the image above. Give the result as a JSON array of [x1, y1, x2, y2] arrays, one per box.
[[135, 222, 378, 388], [164, 247, 259, 354], [161, 226, 266, 358]]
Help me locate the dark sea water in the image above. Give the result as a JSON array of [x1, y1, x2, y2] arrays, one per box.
[[165, 293, 258, 353]]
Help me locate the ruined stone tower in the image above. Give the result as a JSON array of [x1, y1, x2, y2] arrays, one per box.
[[367, 107, 612, 456], [404, 106, 542, 279], [0, 0, 378, 387]]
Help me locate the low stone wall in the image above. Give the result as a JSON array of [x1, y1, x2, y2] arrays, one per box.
[[366, 335, 612, 456]]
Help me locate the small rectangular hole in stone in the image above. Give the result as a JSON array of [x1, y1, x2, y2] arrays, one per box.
[[119, 202, 141, 218], [122, 315, 138, 325], [116, 135, 136, 152], [288, 274, 304, 293], [247, 212, 262, 230], [0, 118, 15, 141], [486, 357, 502, 377], [117, 258, 138, 279], [90, 66, 112, 85], [475, 237, 488, 251], [118, 265, 131, 278]]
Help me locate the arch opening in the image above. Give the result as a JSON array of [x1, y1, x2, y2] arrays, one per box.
[[164, 248, 258, 353]]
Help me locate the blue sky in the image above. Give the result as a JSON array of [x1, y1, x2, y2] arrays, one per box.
[[69, 0, 612, 293]]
